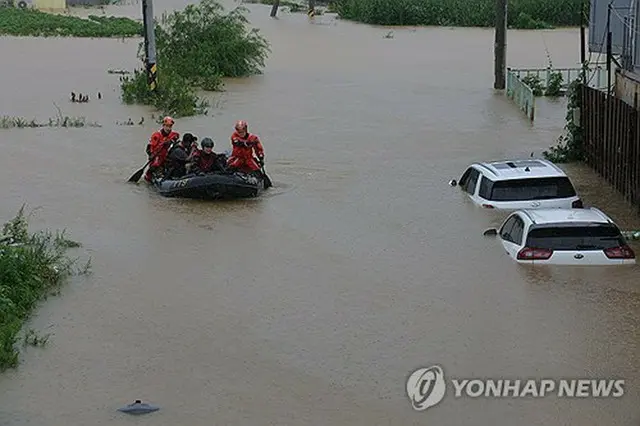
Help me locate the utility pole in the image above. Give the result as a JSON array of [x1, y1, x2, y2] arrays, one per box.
[[606, 2, 612, 96], [494, 0, 507, 89], [270, 0, 280, 17], [308, 0, 315, 17], [580, 0, 586, 84], [142, 0, 157, 91], [580, 0, 586, 65]]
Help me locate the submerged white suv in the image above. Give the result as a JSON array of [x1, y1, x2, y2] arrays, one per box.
[[450, 158, 582, 210], [484, 207, 636, 265]]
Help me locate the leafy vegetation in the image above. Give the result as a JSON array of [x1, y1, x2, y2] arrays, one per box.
[[1, 206, 91, 372], [120, 0, 271, 118], [543, 74, 584, 163], [0, 7, 143, 37], [332, 0, 584, 29]]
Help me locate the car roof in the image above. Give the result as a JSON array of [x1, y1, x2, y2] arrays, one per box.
[[472, 159, 567, 181], [517, 208, 615, 226]]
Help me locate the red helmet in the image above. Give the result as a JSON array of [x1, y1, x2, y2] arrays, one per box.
[[234, 120, 247, 131], [163, 116, 175, 126]]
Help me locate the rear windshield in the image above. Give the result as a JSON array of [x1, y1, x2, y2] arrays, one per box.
[[525, 225, 625, 250], [489, 177, 576, 201]]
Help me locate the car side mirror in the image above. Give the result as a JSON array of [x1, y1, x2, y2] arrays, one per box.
[[449, 179, 457, 187], [483, 228, 497, 236]]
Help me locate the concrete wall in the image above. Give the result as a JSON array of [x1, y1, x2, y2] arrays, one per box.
[[615, 69, 640, 107]]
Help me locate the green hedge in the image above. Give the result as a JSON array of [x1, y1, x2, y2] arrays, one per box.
[[332, 0, 584, 29], [0, 7, 143, 37]]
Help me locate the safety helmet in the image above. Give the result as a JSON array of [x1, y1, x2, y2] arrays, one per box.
[[234, 120, 247, 131], [162, 116, 175, 126], [201, 137, 214, 148]]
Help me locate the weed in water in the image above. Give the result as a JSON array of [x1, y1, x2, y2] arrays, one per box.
[[332, 0, 583, 28], [119, 0, 271, 118], [0, 206, 90, 372], [0, 7, 143, 37], [0, 116, 100, 129], [22, 329, 51, 348]]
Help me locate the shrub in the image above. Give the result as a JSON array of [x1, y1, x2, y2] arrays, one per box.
[[0, 206, 89, 372], [119, 0, 271, 117], [332, 0, 584, 28], [543, 75, 584, 163]]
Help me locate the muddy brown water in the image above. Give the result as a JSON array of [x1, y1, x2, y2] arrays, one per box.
[[1, 3, 640, 425]]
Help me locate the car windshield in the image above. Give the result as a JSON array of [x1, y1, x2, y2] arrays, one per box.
[[525, 225, 625, 250], [489, 177, 576, 201]]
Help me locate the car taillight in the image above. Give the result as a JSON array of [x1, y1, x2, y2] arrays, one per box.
[[604, 245, 636, 259], [482, 204, 494, 209], [517, 247, 553, 260], [572, 199, 583, 208]]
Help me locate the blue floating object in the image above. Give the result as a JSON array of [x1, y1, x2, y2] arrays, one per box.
[[117, 400, 159, 415]]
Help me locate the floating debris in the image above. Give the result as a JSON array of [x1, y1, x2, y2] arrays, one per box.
[[107, 69, 131, 75], [117, 400, 159, 415], [70, 92, 90, 103]]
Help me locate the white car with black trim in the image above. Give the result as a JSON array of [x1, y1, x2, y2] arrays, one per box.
[[483, 207, 636, 265], [450, 158, 582, 210]]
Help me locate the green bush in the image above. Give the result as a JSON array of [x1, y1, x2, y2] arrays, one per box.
[[543, 75, 584, 163], [119, 0, 271, 118], [0, 7, 143, 37], [0, 206, 89, 372], [332, 0, 584, 28]]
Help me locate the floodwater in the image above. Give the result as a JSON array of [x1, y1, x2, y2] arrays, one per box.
[[1, 2, 640, 425]]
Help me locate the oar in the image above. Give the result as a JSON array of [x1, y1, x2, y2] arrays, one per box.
[[128, 139, 178, 183], [128, 159, 153, 183], [257, 157, 272, 188], [262, 165, 272, 188]]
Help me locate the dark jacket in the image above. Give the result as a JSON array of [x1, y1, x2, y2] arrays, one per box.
[[164, 143, 193, 179]]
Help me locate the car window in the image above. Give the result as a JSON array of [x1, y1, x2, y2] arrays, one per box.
[[525, 224, 625, 250], [489, 177, 577, 201], [478, 176, 493, 199], [465, 169, 480, 195], [499, 216, 517, 241], [459, 168, 471, 187], [510, 216, 525, 244]]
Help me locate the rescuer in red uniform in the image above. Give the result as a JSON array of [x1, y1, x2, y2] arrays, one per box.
[[144, 116, 179, 182], [226, 120, 265, 173]]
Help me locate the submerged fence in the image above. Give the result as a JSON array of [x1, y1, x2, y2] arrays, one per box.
[[506, 66, 607, 122], [506, 70, 536, 121], [581, 84, 640, 211]]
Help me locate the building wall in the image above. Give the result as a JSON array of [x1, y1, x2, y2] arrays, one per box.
[[615, 69, 640, 107]]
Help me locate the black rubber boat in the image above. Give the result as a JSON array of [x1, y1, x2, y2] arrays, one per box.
[[151, 171, 266, 200]]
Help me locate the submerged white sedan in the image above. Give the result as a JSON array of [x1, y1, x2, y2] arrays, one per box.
[[483, 207, 636, 265]]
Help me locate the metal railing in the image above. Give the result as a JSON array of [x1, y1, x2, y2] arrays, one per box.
[[506, 70, 535, 122], [505, 66, 608, 121], [509, 66, 608, 91]]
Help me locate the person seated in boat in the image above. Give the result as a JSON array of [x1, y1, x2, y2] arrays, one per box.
[[190, 137, 226, 174], [144, 116, 179, 183], [163, 133, 198, 179], [226, 120, 265, 175]]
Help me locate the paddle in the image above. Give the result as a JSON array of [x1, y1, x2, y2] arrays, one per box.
[[258, 158, 272, 188], [128, 139, 178, 183]]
